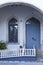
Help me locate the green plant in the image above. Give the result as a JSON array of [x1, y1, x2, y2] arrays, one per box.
[[0, 41, 7, 50]]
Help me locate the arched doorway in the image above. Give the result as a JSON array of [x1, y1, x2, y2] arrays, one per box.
[[26, 17, 40, 49]]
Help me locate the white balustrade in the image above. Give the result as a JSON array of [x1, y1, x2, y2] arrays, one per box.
[[0, 48, 36, 58]]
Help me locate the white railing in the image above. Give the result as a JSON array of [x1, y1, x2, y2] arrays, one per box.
[[0, 48, 36, 58]]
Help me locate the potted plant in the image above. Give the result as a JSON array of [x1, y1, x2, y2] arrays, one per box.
[[19, 45, 23, 54], [0, 41, 7, 50], [19, 45, 23, 48]]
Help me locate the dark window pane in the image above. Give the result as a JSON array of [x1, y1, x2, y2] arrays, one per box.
[[14, 24, 18, 42], [9, 18, 18, 43]]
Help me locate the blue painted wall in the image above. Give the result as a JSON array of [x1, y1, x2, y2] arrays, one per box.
[[0, 56, 36, 61]]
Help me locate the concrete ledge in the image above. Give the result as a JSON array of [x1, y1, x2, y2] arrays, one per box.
[[0, 61, 43, 65]]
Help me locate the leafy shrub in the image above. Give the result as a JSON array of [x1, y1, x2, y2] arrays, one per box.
[[0, 41, 7, 50]]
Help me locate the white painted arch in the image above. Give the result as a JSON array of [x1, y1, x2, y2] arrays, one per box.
[[0, 1, 43, 50], [0, 2, 43, 21], [0, 0, 43, 11], [0, 2, 43, 14]]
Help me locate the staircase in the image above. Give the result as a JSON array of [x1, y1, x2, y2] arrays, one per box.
[[36, 49, 43, 62]]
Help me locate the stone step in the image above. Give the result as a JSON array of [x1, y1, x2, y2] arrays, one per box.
[[0, 61, 43, 65], [36, 49, 43, 61]]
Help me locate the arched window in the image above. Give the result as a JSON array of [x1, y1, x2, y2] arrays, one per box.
[[26, 17, 40, 24], [9, 18, 18, 43]]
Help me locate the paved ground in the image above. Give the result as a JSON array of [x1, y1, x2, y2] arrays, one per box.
[[0, 61, 43, 65]]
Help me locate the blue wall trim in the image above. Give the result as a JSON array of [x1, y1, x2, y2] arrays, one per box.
[[0, 56, 36, 61]]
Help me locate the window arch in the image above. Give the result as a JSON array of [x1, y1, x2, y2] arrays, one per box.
[[9, 18, 18, 43], [26, 17, 40, 24]]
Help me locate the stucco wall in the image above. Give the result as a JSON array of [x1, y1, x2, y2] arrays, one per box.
[[0, 5, 43, 49]]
